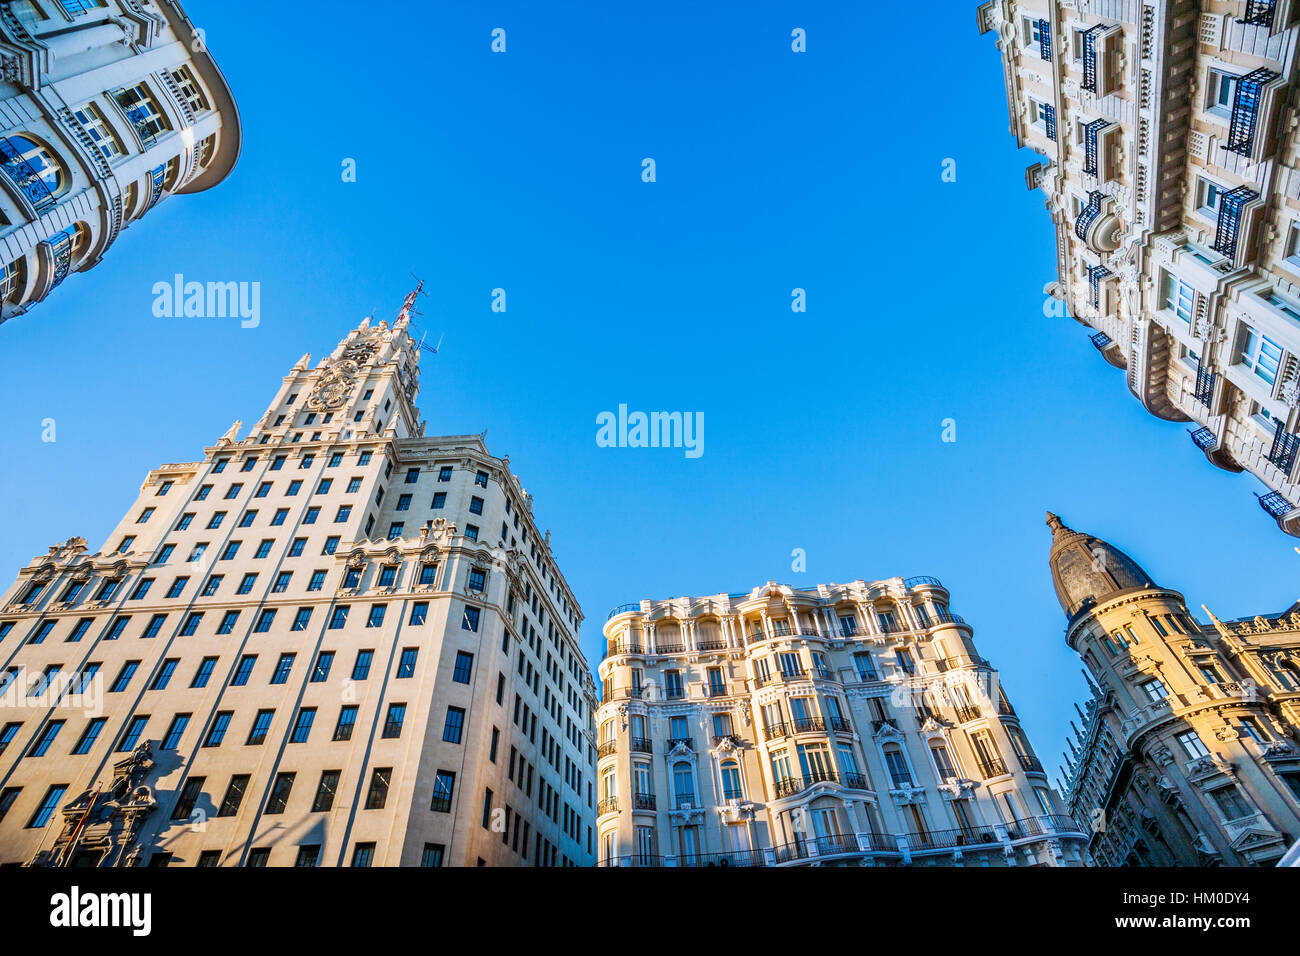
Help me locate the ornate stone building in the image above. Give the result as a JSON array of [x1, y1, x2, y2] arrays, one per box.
[[0, 0, 239, 322], [0, 293, 597, 867], [594, 579, 1088, 867], [977, 1, 1300, 536], [1050, 512, 1300, 865]]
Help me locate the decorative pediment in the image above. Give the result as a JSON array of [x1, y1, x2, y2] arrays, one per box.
[[345, 549, 368, 569], [888, 785, 926, 806], [937, 778, 979, 800]]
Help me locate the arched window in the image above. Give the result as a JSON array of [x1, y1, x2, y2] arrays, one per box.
[[672, 762, 695, 805], [720, 760, 742, 801], [930, 741, 957, 782], [0, 134, 65, 210], [1, 257, 24, 304]]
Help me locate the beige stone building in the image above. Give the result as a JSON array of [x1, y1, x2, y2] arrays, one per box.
[[1050, 512, 1300, 865], [977, 0, 1300, 536], [594, 579, 1088, 866], [0, 0, 239, 322], [0, 293, 597, 866]]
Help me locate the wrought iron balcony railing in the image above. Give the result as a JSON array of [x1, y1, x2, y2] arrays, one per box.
[[976, 756, 1009, 778], [1083, 118, 1109, 175], [656, 643, 686, 655], [697, 640, 726, 651], [829, 716, 851, 734], [1242, 0, 1277, 27], [773, 771, 839, 799], [1267, 420, 1299, 477], [764, 722, 790, 742], [630, 736, 653, 754], [1091, 331, 1113, 350], [1081, 25, 1106, 92], [1018, 754, 1045, 773], [1194, 362, 1216, 408], [1189, 426, 1217, 451], [1075, 190, 1104, 241], [1043, 104, 1057, 141], [1213, 185, 1259, 259], [597, 740, 617, 758], [903, 575, 944, 589], [607, 602, 640, 620], [1037, 18, 1051, 61], [0, 136, 58, 212], [955, 704, 983, 723], [633, 792, 656, 811], [602, 641, 644, 659], [597, 798, 618, 815], [1087, 264, 1111, 309], [1259, 491, 1295, 518], [790, 717, 826, 734], [707, 683, 729, 698], [1227, 68, 1279, 156]]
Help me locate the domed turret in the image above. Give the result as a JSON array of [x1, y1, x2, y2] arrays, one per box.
[[1046, 512, 1155, 619]]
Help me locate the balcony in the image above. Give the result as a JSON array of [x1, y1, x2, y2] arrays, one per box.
[[597, 740, 617, 759], [772, 771, 839, 799], [1193, 362, 1216, 408], [828, 716, 851, 734], [1091, 331, 1112, 350], [602, 641, 644, 660], [1075, 191, 1103, 241], [842, 773, 870, 791], [597, 798, 618, 816], [955, 704, 983, 723], [1043, 104, 1057, 142], [871, 718, 898, 734], [976, 756, 1008, 778], [1243, 0, 1278, 27], [697, 640, 726, 651], [630, 736, 653, 754], [764, 722, 790, 742], [903, 575, 944, 589], [1189, 426, 1218, 452], [1018, 754, 1045, 773], [1267, 420, 1299, 478], [1083, 120, 1109, 177], [633, 792, 656, 811], [1212, 185, 1260, 261], [656, 643, 686, 655], [1074, 190, 1121, 253], [1227, 68, 1281, 158], [1036, 17, 1051, 61], [0, 135, 58, 212], [1087, 264, 1112, 310], [907, 826, 1001, 852], [1258, 490, 1295, 519], [706, 684, 729, 698], [790, 717, 826, 734], [606, 602, 640, 621]]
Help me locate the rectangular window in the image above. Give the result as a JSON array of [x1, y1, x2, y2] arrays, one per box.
[[334, 705, 358, 741], [397, 648, 418, 678], [217, 775, 249, 816], [382, 703, 406, 738], [191, 657, 217, 688], [270, 653, 295, 684], [217, 610, 239, 635], [290, 707, 316, 743], [453, 651, 474, 683], [203, 712, 232, 747], [247, 709, 274, 745], [352, 650, 372, 680], [365, 768, 391, 809], [28, 785, 68, 829], [161, 713, 190, 750], [443, 706, 466, 743], [431, 770, 455, 812], [230, 655, 256, 686], [410, 601, 428, 625]]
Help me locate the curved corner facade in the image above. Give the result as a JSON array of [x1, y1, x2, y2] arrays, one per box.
[[1050, 514, 1300, 865], [0, 0, 241, 323], [977, 0, 1300, 536], [595, 579, 1087, 867]]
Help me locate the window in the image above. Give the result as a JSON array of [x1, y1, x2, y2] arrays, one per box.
[[71, 717, 107, 755], [397, 648, 418, 678], [330, 606, 350, 629], [217, 775, 249, 816], [884, 745, 912, 788], [272, 571, 292, 593], [1207, 69, 1239, 116], [405, 468, 420, 484], [432, 492, 447, 508], [438, 467, 453, 482], [117, 715, 149, 751], [1235, 323, 1283, 386], [431, 771, 456, 812], [204, 712, 232, 747], [335, 505, 352, 522], [1139, 677, 1169, 703], [469, 496, 484, 515], [334, 706, 358, 741], [475, 470, 488, 488], [253, 609, 276, 633], [290, 708, 315, 743], [453, 651, 474, 683], [352, 650, 373, 680], [161, 713, 190, 750], [443, 706, 466, 743], [27, 720, 63, 757], [367, 604, 386, 628], [1177, 731, 1209, 760], [303, 507, 320, 525], [382, 703, 406, 738], [73, 101, 123, 159], [1196, 176, 1225, 217], [343, 568, 362, 589], [217, 610, 239, 635], [308, 570, 326, 591], [365, 768, 391, 809], [468, 568, 486, 592], [311, 770, 340, 813], [28, 785, 68, 829], [109, 661, 140, 692], [271, 653, 295, 684], [247, 710, 275, 745], [191, 657, 217, 688], [1211, 784, 1253, 822], [292, 607, 312, 631], [409, 601, 428, 625], [462, 606, 481, 632], [378, 566, 397, 587], [230, 654, 256, 686], [465, 524, 479, 541], [149, 659, 178, 690]]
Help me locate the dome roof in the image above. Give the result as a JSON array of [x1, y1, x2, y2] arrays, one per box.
[[1046, 512, 1155, 618]]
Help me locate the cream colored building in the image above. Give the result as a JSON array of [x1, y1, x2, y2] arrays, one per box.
[[1049, 512, 1300, 865], [594, 579, 1088, 866], [977, 1, 1300, 536], [0, 0, 239, 321], [0, 294, 597, 867]]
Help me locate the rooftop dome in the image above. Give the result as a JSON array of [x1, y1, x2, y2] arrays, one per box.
[[1046, 512, 1155, 618]]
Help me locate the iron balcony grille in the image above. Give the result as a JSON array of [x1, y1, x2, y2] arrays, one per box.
[[1227, 68, 1279, 156], [597, 798, 618, 815], [1083, 119, 1109, 175], [1044, 104, 1057, 141], [1259, 491, 1295, 518], [1213, 185, 1259, 258], [0, 136, 58, 212], [633, 793, 656, 811], [903, 575, 943, 588], [1091, 331, 1113, 350], [1243, 0, 1277, 27], [1194, 362, 1216, 407], [43, 232, 74, 290], [1075, 190, 1104, 241], [1037, 18, 1052, 61], [1081, 25, 1106, 93], [1087, 265, 1112, 309], [607, 603, 640, 620], [1189, 426, 1218, 451], [146, 165, 166, 211], [630, 736, 652, 754], [1268, 419, 1300, 476]]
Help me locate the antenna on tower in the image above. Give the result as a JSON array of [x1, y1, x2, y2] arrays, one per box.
[[396, 272, 428, 327]]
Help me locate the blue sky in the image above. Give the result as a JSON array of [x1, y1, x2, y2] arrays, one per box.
[[0, 0, 1296, 787]]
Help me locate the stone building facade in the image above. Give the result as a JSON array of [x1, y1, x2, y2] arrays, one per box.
[[594, 579, 1088, 866], [0, 295, 597, 867], [0, 0, 239, 321], [1051, 512, 1300, 865], [977, 0, 1300, 536]]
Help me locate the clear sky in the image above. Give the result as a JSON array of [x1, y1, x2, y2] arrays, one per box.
[[0, 0, 1295, 789]]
